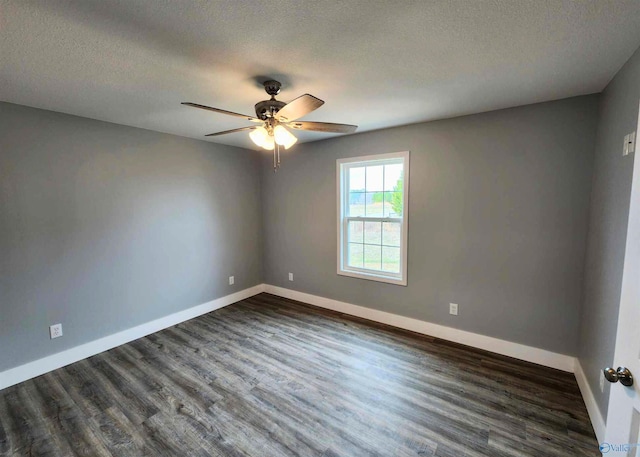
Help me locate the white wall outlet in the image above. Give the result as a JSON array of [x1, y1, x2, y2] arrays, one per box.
[[599, 369, 605, 392], [288, 273, 294, 281], [628, 131, 636, 154], [50, 323, 63, 339], [449, 303, 459, 316], [229, 276, 234, 285]]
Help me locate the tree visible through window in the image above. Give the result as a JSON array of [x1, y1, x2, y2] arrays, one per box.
[[337, 152, 409, 285]]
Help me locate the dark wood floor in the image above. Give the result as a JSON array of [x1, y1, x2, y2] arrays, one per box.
[[0, 293, 598, 456]]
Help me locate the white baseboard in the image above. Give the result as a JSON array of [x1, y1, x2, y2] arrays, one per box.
[[574, 359, 606, 443], [0, 284, 266, 391], [264, 284, 576, 372]]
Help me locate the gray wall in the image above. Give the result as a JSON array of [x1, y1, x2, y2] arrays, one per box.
[[262, 95, 598, 356], [0, 102, 263, 371], [578, 46, 640, 419]]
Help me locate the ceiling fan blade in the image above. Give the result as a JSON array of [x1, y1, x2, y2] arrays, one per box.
[[205, 126, 258, 137], [286, 121, 357, 134], [275, 94, 324, 122], [182, 102, 261, 122]]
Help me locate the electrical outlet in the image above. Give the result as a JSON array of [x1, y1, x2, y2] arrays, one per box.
[[229, 276, 234, 285], [599, 370, 605, 392], [629, 131, 636, 154], [50, 323, 63, 339], [449, 303, 459, 316], [288, 273, 294, 281]]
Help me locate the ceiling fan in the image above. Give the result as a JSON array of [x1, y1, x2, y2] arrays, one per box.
[[182, 80, 357, 170]]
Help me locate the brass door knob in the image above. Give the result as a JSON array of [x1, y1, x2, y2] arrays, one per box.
[[603, 367, 634, 387]]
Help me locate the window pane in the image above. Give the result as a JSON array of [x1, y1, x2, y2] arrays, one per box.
[[382, 246, 400, 273], [365, 165, 384, 192], [349, 167, 365, 192], [364, 221, 382, 245], [365, 192, 384, 217], [384, 191, 403, 217], [384, 164, 403, 191], [382, 222, 401, 247], [364, 244, 382, 270], [348, 220, 364, 243], [348, 243, 364, 268], [348, 192, 365, 216]]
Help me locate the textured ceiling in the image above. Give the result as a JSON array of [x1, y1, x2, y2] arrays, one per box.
[[2, 0, 640, 150]]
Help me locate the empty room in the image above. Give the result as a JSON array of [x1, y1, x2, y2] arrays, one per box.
[[2, 1, 640, 456]]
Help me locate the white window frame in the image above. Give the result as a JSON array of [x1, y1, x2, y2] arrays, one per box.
[[336, 151, 409, 286]]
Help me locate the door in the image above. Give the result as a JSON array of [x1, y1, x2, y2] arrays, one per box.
[[603, 101, 640, 455]]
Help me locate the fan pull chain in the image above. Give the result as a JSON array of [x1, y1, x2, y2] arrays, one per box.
[[273, 141, 282, 172]]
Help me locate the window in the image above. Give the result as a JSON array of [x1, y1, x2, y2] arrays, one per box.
[[337, 151, 409, 285]]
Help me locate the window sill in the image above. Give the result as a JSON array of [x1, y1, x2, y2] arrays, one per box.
[[337, 269, 407, 286]]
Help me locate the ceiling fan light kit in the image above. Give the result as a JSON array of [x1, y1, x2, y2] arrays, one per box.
[[264, 135, 275, 151], [182, 79, 357, 171], [249, 126, 272, 149], [273, 125, 297, 149]]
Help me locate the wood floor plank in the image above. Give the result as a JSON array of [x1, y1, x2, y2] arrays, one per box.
[[85, 355, 159, 426], [85, 406, 147, 457], [0, 293, 599, 456], [0, 408, 9, 456], [53, 360, 113, 419]]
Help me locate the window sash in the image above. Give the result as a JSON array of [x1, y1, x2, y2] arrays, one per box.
[[342, 217, 403, 278]]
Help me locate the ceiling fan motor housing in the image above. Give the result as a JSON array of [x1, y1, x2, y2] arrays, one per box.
[[255, 80, 286, 119], [255, 99, 286, 120]]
